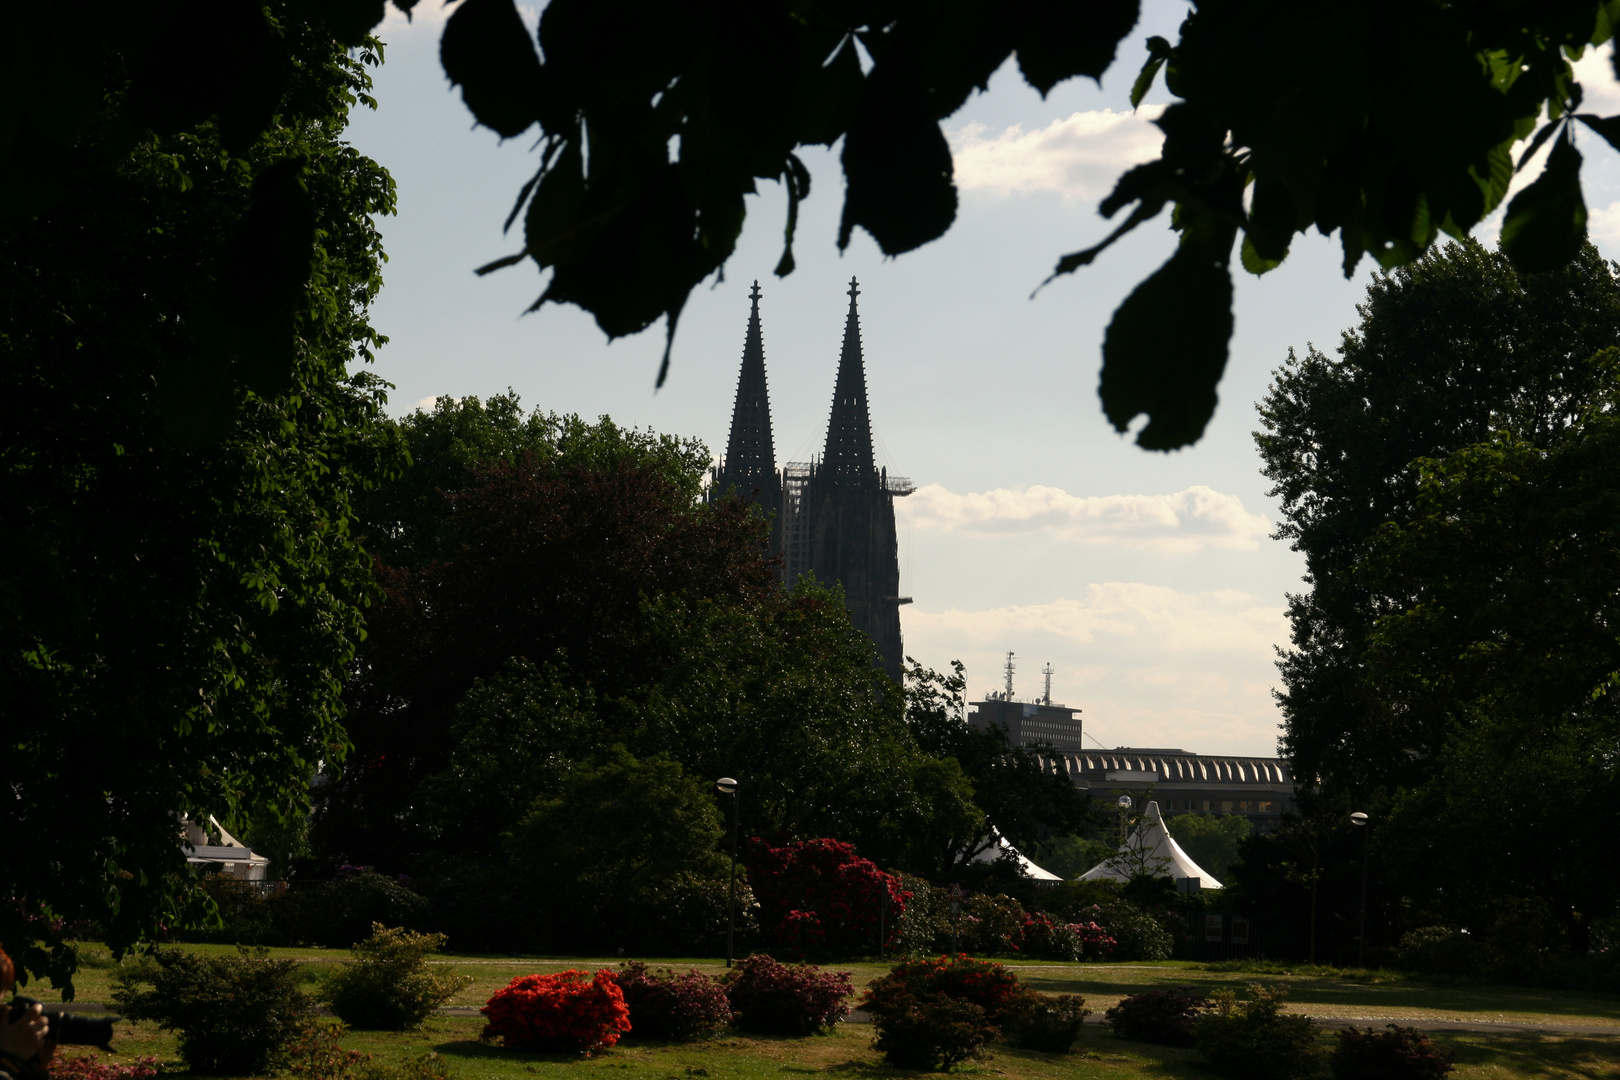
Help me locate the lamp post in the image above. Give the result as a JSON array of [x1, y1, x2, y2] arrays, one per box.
[[1116, 795, 1133, 844], [1350, 811, 1369, 968], [717, 777, 740, 967]]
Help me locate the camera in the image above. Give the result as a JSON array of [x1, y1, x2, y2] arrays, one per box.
[[7, 998, 120, 1051]]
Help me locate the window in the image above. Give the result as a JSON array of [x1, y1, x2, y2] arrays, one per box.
[[1220, 800, 1234, 812], [1258, 800, 1274, 813]]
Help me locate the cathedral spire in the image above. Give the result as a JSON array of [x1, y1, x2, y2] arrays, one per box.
[[719, 280, 777, 484], [820, 277, 877, 486]]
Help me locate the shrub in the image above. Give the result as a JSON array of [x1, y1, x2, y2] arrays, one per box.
[[963, 894, 1025, 954], [322, 924, 473, 1030], [480, 970, 631, 1055], [611, 962, 732, 1040], [870, 995, 995, 1070], [862, 955, 1026, 1022], [1021, 913, 1082, 961], [998, 992, 1091, 1053], [1193, 984, 1321, 1080], [1088, 900, 1174, 961], [893, 874, 953, 956], [1072, 920, 1118, 960], [743, 838, 906, 957], [1104, 986, 1212, 1046], [723, 954, 851, 1035], [112, 947, 312, 1074], [52, 1055, 160, 1080], [1330, 1025, 1454, 1080]]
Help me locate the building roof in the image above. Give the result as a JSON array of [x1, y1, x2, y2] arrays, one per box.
[[1066, 748, 1292, 786]]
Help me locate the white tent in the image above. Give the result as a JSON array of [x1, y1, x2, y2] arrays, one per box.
[[181, 814, 271, 881], [1077, 800, 1222, 889], [968, 829, 1064, 882]]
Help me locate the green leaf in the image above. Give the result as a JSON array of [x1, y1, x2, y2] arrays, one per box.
[[1240, 235, 1282, 275], [1099, 224, 1236, 450], [1515, 120, 1560, 173], [1501, 135, 1587, 276], [1130, 37, 1171, 109], [839, 73, 957, 255], [776, 154, 811, 277], [1015, 0, 1141, 94], [441, 0, 543, 139]]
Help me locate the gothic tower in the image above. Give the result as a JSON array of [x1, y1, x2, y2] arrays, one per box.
[[805, 278, 909, 682], [710, 281, 785, 558]]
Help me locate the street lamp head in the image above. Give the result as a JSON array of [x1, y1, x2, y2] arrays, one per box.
[[1116, 795, 1133, 810], [716, 777, 739, 794], [1350, 811, 1368, 826]]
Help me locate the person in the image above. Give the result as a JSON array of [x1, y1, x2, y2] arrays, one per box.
[[0, 945, 48, 1080]]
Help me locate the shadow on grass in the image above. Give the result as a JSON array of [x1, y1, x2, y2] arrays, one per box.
[[1447, 1033, 1620, 1079]]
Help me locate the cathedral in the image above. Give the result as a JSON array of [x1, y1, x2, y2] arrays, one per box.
[[708, 278, 912, 682]]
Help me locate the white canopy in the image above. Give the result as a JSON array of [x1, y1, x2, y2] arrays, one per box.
[[1077, 800, 1222, 889], [969, 829, 1064, 882]]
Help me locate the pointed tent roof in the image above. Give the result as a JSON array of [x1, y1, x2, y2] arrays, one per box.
[[819, 277, 876, 485], [718, 280, 776, 483], [1077, 801, 1224, 888], [969, 829, 1063, 882]]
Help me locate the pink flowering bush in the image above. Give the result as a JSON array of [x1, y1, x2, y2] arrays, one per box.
[[723, 954, 851, 1035], [480, 970, 631, 1055], [611, 962, 732, 1040], [52, 1055, 159, 1080]]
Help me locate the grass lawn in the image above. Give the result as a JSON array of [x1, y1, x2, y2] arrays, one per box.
[[41, 946, 1620, 1079]]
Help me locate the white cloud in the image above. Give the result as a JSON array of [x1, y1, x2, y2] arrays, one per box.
[[1573, 43, 1620, 117], [906, 483, 1271, 552], [902, 585, 1289, 756], [908, 584, 1286, 656], [948, 105, 1166, 202]]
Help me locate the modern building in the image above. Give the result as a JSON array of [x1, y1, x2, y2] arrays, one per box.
[[969, 698, 1087, 753], [709, 278, 911, 681]]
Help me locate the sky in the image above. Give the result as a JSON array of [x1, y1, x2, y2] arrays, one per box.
[[344, 2, 1620, 757]]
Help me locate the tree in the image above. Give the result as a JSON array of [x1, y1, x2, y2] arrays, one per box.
[[1165, 813, 1251, 882], [1256, 239, 1620, 796], [1358, 390, 1620, 954], [16, 2, 1618, 449], [1, 15, 400, 989]]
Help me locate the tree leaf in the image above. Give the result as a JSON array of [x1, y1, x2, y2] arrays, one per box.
[[1501, 135, 1587, 276], [441, 0, 543, 139], [1515, 119, 1560, 173], [1576, 112, 1620, 154], [523, 139, 587, 268], [838, 72, 957, 255], [1240, 234, 1283, 275], [1130, 36, 1171, 109], [1015, 0, 1141, 94], [1099, 224, 1236, 451]]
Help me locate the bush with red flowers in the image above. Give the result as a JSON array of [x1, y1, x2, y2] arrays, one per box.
[[480, 970, 631, 1055], [611, 962, 732, 1040], [723, 954, 852, 1035], [742, 837, 906, 957], [861, 954, 1026, 1022]]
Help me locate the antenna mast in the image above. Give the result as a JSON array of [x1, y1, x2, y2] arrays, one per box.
[[1003, 651, 1016, 699], [1041, 662, 1054, 706]]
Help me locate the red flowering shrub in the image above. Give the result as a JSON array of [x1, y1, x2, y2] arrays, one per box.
[[52, 1055, 160, 1080], [862, 955, 1026, 1022], [723, 954, 852, 1035], [611, 962, 732, 1040], [743, 837, 907, 957], [1105, 986, 1212, 1046], [1072, 920, 1118, 960], [480, 970, 631, 1055]]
